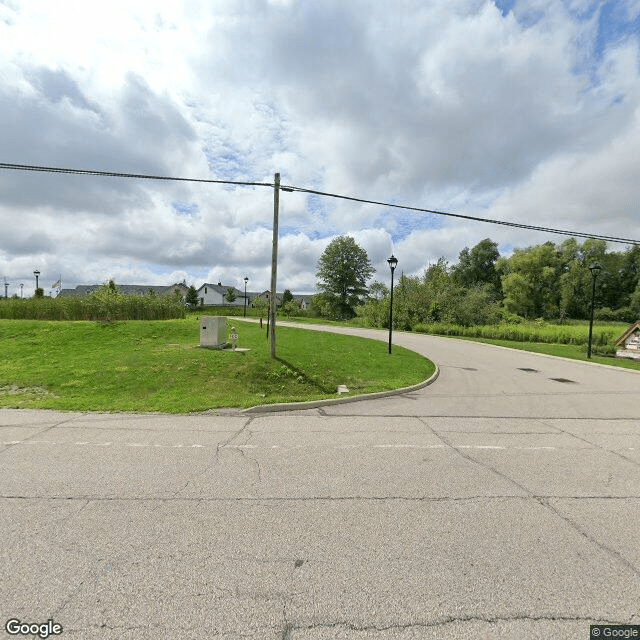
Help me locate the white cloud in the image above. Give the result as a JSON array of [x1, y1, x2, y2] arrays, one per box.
[[0, 0, 639, 297]]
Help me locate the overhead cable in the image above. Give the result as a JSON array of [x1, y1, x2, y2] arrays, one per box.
[[281, 184, 640, 246], [1, 161, 638, 246], [0, 162, 272, 188]]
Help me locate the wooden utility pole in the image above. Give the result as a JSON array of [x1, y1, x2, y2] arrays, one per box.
[[269, 173, 280, 359]]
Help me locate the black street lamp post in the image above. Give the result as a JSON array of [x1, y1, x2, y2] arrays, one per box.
[[387, 255, 398, 354], [587, 262, 602, 359], [243, 277, 249, 317], [33, 269, 40, 292]]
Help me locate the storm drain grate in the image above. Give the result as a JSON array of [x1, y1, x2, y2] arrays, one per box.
[[549, 377, 577, 384], [462, 367, 478, 371], [517, 367, 539, 372]]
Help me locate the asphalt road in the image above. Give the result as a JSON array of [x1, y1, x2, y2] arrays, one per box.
[[1, 322, 639, 639]]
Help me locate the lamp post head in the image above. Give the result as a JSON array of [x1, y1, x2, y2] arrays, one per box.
[[589, 262, 602, 278], [387, 255, 398, 272], [33, 269, 40, 277], [244, 277, 249, 284]]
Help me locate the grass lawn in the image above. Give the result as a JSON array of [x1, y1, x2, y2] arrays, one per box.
[[454, 336, 640, 371], [0, 317, 435, 413]]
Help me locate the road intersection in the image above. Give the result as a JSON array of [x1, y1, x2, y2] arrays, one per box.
[[1, 323, 639, 639]]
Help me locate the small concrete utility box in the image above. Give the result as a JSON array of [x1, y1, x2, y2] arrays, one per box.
[[200, 316, 227, 349]]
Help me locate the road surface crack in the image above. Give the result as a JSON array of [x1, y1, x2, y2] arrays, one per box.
[[169, 417, 256, 497], [419, 418, 640, 579], [286, 613, 627, 633]]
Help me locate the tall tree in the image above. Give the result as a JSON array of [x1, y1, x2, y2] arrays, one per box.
[[452, 238, 501, 293], [282, 289, 294, 304], [185, 285, 199, 308], [497, 242, 562, 318], [368, 281, 389, 301], [316, 236, 374, 319]]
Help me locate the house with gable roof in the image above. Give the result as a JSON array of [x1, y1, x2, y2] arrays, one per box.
[[197, 282, 248, 307], [615, 321, 640, 360]]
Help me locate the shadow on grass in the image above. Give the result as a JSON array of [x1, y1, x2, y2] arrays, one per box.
[[275, 357, 335, 395]]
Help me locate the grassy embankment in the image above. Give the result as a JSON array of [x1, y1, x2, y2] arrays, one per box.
[[0, 317, 435, 413], [0, 292, 185, 321], [411, 321, 640, 370], [279, 317, 640, 371]]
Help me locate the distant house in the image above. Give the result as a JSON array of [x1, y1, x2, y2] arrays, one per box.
[[166, 282, 189, 299], [197, 283, 248, 307], [293, 295, 310, 311], [252, 291, 311, 310], [254, 290, 283, 307], [615, 321, 640, 360]]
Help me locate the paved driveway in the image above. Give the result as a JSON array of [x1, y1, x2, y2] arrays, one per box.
[[1, 323, 639, 639]]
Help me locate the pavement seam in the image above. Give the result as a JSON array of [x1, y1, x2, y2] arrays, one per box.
[[536, 417, 640, 469], [4, 494, 640, 502], [540, 497, 640, 578], [0, 413, 84, 456], [421, 418, 640, 579], [284, 613, 626, 633], [168, 416, 257, 498]]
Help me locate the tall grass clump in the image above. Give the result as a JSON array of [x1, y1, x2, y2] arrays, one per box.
[[413, 321, 618, 347], [188, 305, 265, 318], [0, 287, 185, 321]]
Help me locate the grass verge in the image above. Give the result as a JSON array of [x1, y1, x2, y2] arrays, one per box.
[[453, 336, 640, 371], [0, 318, 435, 413]]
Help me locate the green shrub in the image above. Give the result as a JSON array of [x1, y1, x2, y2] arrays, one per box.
[[0, 287, 185, 321], [413, 321, 619, 348]]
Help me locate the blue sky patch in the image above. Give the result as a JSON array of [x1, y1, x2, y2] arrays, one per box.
[[172, 201, 199, 217], [593, 1, 640, 61]]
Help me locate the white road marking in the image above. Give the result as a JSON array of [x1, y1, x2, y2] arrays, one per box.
[[3, 440, 559, 452], [457, 445, 506, 450], [374, 444, 446, 448]]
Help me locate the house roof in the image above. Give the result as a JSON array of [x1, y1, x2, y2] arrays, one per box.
[[615, 321, 640, 347], [197, 283, 246, 296]]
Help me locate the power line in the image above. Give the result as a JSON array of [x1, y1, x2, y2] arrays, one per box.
[[281, 184, 640, 246], [1, 161, 639, 246], [0, 162, 272, 188]]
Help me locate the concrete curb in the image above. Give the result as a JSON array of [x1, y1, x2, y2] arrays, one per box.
[[243, 365, 440, 414]]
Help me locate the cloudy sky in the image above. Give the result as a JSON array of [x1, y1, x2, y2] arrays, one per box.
[[1, 0, 639, 296]]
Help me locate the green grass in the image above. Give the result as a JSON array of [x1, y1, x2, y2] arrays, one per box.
[[409, 319, 640, 371], [0, 318, 435, 413], [413, 320, 622, 347], [452, 336, 640, 371], [0, 291, 185, 320]]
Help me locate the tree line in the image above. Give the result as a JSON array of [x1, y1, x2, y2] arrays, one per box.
[[312, 236, 640, 327]]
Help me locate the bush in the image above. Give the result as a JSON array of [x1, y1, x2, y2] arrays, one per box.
[[282, 300, 303, 317], [413, 321, 618, 348], [0, 286, 186, 321], [595, 306, 637, 323]]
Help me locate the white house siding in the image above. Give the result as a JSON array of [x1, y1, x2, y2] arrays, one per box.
[[197, 284, 247, 307]]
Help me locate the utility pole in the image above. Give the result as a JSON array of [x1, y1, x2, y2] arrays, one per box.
[[269, 173, 280, 359]]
